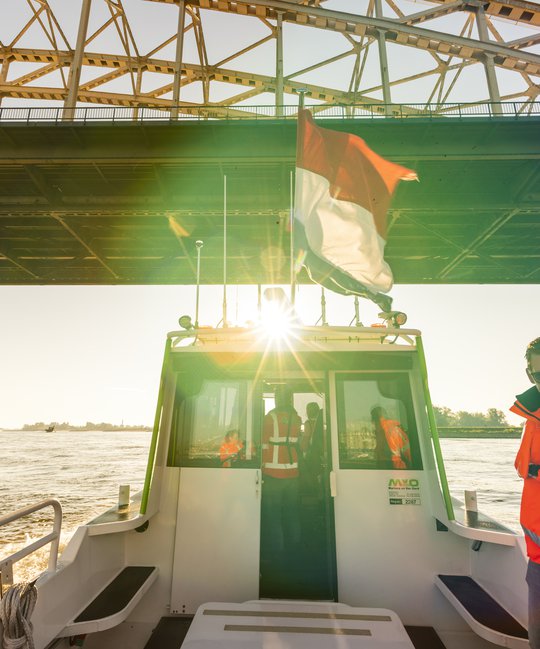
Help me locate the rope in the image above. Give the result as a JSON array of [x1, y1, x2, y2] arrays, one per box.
[[0, 583, 37, 649]]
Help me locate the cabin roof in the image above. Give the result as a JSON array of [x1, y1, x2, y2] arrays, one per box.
[[168, 325, 421, 353]]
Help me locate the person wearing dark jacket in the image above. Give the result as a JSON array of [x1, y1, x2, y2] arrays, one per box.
[[513, 337, 540, 649]]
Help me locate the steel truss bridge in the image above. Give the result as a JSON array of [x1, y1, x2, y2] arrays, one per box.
[[0, 0, 539, 285]]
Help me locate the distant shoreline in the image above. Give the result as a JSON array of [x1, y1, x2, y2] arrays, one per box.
[[1, 426, 152, 433], [0, 426, 522, 438], [438, 427, 521, 439]]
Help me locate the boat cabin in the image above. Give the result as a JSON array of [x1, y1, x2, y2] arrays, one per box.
[[0, 324, 530, 649]]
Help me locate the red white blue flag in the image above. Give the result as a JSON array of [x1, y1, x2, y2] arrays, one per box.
[[294, 109, 417, 311]]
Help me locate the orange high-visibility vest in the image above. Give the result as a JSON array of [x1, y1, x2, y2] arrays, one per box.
[[513, 386, 540, 562], [262, 409, 301, 479], [380, 418, 412, 469], [220, 440, 243, 467]]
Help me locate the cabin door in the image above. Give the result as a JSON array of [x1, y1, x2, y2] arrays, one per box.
[[259, 377, 337, 601], [328, 370, 424, 605], [170, 378, 261, 614]]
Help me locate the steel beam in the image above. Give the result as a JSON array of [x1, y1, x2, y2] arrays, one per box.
[[375, 0, 391, 111], [63, 0, 92, 119], [171, 0, 186, 118], [276, 11, 284, 117], [475, 3, 502, 114]]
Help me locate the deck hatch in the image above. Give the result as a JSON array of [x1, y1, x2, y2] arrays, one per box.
[[223, 623, 372, 635], [203, 609, 391, 621]]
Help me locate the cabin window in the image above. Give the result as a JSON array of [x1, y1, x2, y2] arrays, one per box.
[[335, 372, 422, 470], [168, 377, 258, 468]]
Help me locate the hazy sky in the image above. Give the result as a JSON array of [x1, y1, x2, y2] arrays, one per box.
[[0, 283, 538, 428], [0, 1, 538, 429]]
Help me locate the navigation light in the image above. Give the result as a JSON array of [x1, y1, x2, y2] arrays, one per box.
[[178, 315, 194, 330], [379, 311, 408, 328]]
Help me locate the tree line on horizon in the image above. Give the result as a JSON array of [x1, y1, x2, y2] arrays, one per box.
[[433, 406, 511, 428], [21, 421, 152, 431], [18, 406, 514, 431]]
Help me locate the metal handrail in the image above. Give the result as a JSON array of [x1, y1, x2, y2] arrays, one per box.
[[0, 499, 62, 590], [0, 102, 538, 123]]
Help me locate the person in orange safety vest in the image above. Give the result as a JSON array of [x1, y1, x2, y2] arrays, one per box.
[[371, 406, 411, 470], [219, 429, 244, 468], [261, 385, 302, 572], [513, 337, 540, 649]]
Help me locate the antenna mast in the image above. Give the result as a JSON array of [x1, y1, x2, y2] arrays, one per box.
[[195, 240, 203, 328], [292, 88, 308, 306], [223, 175, 228, 328]]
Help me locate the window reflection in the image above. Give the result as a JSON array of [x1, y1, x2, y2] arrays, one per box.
[[336, 373, 422, 470], [168, 378, 257, 468]]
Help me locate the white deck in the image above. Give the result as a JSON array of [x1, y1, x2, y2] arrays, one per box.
[[182, 600, 415, 648]]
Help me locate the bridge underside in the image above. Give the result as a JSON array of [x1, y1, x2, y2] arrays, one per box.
[[0, 116, 538, 285]]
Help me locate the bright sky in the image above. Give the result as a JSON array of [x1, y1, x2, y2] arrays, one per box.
[[0, 1, 538, 429], [0, 283, 538, 428]]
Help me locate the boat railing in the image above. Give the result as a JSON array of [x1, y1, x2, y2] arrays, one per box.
[[0, 499, 62, 593], [167, 325, 421, 348]]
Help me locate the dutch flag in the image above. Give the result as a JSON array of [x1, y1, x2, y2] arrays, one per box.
[[294, 109, 417, 312]]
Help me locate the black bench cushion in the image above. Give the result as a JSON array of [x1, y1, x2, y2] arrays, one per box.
[[405, 625, 446, 649], [144, 616, 194, 649], [74, 566, 156, 623], [438, 574, 528, 639]]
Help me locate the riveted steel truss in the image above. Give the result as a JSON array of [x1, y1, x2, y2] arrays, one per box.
[[0, 0, 538, 116]]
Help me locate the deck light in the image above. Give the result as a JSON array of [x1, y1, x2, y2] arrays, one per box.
[[178, 315, 194, 330], [379, 311, 408, 328]]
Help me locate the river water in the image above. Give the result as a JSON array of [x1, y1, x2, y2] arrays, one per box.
[[0, 430, 523, 580]]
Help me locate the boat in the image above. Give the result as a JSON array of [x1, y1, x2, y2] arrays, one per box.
[[45, 424, 55, 433], [0, 314, 530, 649]]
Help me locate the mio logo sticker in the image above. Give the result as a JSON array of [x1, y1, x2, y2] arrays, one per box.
[[388, 478, 421, 506]]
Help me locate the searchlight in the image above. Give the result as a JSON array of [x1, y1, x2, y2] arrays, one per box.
[[379, 311, 408, 328]]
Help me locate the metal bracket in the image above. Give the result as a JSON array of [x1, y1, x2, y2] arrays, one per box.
[[0, 559, 14, 596]]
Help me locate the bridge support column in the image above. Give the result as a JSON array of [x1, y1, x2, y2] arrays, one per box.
[[0, 55, 10, 108], [276, 11, 284, 118], [475, 5, 502, 115], [375, 0, 392, 115], [63, 0, 92, 120], [171, 0, 186, 119]]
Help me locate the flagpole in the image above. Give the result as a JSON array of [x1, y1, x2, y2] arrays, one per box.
[[195, 239, 203, 328], [289, 169, 294, 305], [223, 174, 228, 328], [292, 88, 307, 307]]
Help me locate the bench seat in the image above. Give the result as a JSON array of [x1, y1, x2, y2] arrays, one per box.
[[60, 566, 158, 637], [436, 574, 528, 648]]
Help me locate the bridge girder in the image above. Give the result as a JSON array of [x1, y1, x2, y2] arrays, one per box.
[[0, 0, 538, 115], [0, 118, 538, 285]]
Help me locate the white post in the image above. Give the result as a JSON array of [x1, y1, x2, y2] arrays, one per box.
[[290, 170, 295, 304], [195, 240, 203, 328], [223, 175, 228, 328], [321, 287, 328, 326]]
